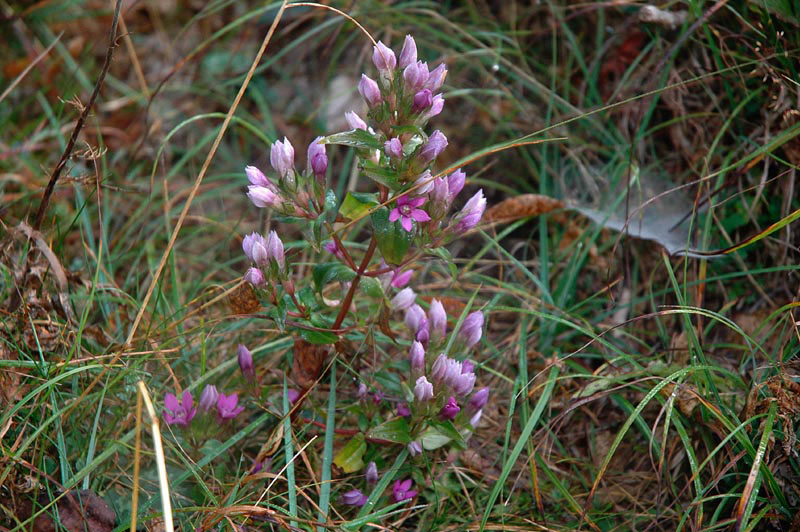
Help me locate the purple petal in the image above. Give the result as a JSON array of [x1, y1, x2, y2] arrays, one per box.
[[388, 208, 401, 222], [164, 393, 178, 411], [410, 209, 431, 222], [407, 196, 426, 208], [401, 216, 413, 232]]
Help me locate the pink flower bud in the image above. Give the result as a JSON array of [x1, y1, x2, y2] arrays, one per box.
[[424, 63, 447, 91], [409, 340, 425, 374], [446, 169, 466, 202], [243, 232, 269, 266], [247, 185, 280, 208], [341, 489, 367, 506], [418, 130, 448, 165], [431, 354, 448, 384], [403, 61, 429, 92], [404, 304, 426, 333], [238, 344, 254, 380], [412, 89, 433, 112], [453, 189, 486, 233], [467, 387, 490, 414], [384, 137, 403, 159], [407, 440, 423, 456], [429, 299, 447, 341], [414, 170, 434, 194], [372, 40, 397, 72], [244, 267, 264, 286], [391, 287, 416, 311], [345, 110, 368, 130], [439, 396, 460, 420], [198, 384, 218, 412], [270, 137, 295, 178], [460, 310, 484, 348], [287, 388, 300, 404], [307, 136, 327, 176], [422, 93, 445, 121], [470, 409, 482, 428], [452, 371, 476, 396], [461, 360, 474, 374], [413, 375, 434, 402], [366, 461, 379, 484], [398, 35, 417, 69], [391, 269, 413, 288], [358, 74, 382, 107], [245, 165, 271, 187], [266, 230, 285, 271], [397, 402, 411, 417]]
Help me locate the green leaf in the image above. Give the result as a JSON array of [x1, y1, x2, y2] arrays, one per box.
[[359, 276, 385, 299], [297, 286, 316, 311], [366, 418, 410, 444], [420, 426, 451, 450], [429, 420, 466, 449], [333, 433, 366, 473], [313, 263, 356, 293], [429, 246, 457, 279], [340, 191, 379, 220], [361, 160, 402, 189], [371, 207, 414, 265], [322, 129, 382, 150], [269, 295, 290, 331], [298, 328, 339, 345]]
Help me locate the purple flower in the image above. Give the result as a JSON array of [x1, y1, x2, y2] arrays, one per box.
[[324, 240, 345, 260], [467, 387, 490, 414], [408, 440, 423, 456], [307, 137, 327, 176], [356, 381, 368, 399], [266, 230, 285, 271], [372, 40, 396, 72], [366, 461, 379, 484], [391, 287, 416, 311], [238, 344, 254, 380], [470, 409, 483, 428], [216, 392, 245, 420], [422, 94, 445, 121], [345, 110, 368, 130], [398, 35, 417, 69], [243, 232, 269, 266], [391, 269, 413, 288], [270, 137, 295, 178], [460, 310, 484, 349], [389, 195, 431, 232], [412, 89, 433, 112], [415, 315, 430, 344], [244, 267, 264, 286], [414, 170, 435, 194], [439, 396, 461, 420], [446, 169, 466, 202], [430, 353, 448, 383], [461, 360, 474, 374], [403, 60, 429, 92], [409, 340, 425, 374], [163, 390, 196, 426], [384, 137, 403, 159], [287, 388, 300, 404], [405, 304, 426, 335], [429, 299, 446, 341], [424, 63, 447, 91], [418, 130, 448, 165], [413, 375, 434, 402], [341, 489, 368, 507], [358, 74, 382, 107], [454, 190, 486, 233], [245, 165, 270, 187], [397, 402, 411, 417], [452, 371, 476, 396], [247, 185, 281, 209], [392, 479, 418, 502], [198, 384, 218, 412]]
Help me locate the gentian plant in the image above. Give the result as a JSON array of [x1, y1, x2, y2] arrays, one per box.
[[163, 34, 490, 511]]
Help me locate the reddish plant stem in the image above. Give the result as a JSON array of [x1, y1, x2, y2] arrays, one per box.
[[332, 236, 378, 330]]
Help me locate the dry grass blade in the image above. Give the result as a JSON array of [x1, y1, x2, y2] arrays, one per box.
[[483, 194, 565, 223], [135, 381, 174, 532]]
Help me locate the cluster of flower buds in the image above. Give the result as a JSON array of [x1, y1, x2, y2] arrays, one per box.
[[242, 230, 286, 287], [163, 384, 244, 428]]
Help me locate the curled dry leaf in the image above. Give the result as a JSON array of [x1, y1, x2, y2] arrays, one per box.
[[291, 338, 328, 390], [483, 194, 564, 224], [228, 282, 261, 315]]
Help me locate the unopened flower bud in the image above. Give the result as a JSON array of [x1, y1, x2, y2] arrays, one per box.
[[415, 316, 430, 344], [467, 387, 489, 415], [413, 375, 434, 402], [384, 137, 403, 159], [266, 230, 285, 271], [403, 61, 429, 92], [372, 40, 397, 72], [460, 310, 484, 349], [391, 269, 413, 288], [358, 74, 382, 107], [398, 35, 417, 69], [470, 409, 483, 428], [270, 137, 295, 178], [453, 371, 476, 396], [247, 185, 281, 208], [237, 344, 254, 380], [412, 89, 432, 112], [397, 402, 411, 417], [439, 396, 460, 420], [366, 461, 379, 485], [307, 137, 327, 176], [431, 354, 447, 384], [407, 440, 423, 456], [422, 93, 445, 121], [446, 169, 466, 202], [429, 299, 447, 341], [245, 165, 271, 187], [287, 388, 300, 404], [424, 63, 447, 91], [243, 232, 269, 266], [391, 287, 416, 311], [418, 130, 448, 165], [356, 381, 368, 399], [199, 384, 219, 412], [414, 170, 434, 194], [453, 189, 486, 233], [404, 303, 426, 332], [409, 340, 425, 374], [461, 360, 474, 374], [244, 267, 264, 286], [341, 489, 367, 507]]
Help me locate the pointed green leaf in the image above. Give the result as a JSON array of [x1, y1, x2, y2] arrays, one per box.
[[333, 433, 366, 473]]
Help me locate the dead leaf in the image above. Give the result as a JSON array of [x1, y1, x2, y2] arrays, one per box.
[[17, 490, 115, 532], [483, 194, 564, 223], [291, 338, 327, 390], [228, 282, 261, 315]]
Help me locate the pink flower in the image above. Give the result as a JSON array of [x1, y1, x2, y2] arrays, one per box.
[[163, 390, 196, 426], [216, 392, 245, 420], [389, 195, 431, 232], [392, 478, 418, 502], [341, 489, 368, 506]]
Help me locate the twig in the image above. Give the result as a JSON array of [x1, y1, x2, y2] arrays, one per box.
[[31, 0, 123, 232]]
